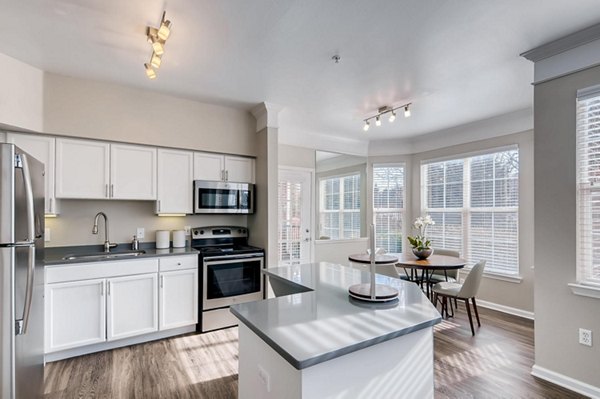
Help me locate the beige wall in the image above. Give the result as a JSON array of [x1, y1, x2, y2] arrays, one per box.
[[278, 144, 315, 169], [43, 73, 256, 156], [0, 53, 44, 132], [45, 200, 246, 247], [534, 65, 600, 388], [410, 131, 534, 313]]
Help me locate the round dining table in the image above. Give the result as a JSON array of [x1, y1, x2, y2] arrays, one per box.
[[396, 254, 467, 298]]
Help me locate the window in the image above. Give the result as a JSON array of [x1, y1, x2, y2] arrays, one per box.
[[422, 148, 519, 276], [373, 164, 405, 253], [319, 174, 361, 239], [577, 87, 600, 286]]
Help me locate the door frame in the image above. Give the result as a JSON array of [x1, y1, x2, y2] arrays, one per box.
[[278, 166, 315, 264]]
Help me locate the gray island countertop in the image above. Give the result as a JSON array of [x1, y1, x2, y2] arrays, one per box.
[[230, 262, 441, 370]]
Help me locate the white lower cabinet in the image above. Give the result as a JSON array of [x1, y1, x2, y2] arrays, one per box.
[[45, 256, 198, 357], [45, 279, 106, 352], [159, 269, 198, 330], [107, 273, 158, 341]]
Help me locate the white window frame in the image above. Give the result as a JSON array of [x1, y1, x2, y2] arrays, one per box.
[[421, 146, 520, 277], [319, 172, 361, 240], [372, 163, 406, 254], [575, 85, 600, 292]]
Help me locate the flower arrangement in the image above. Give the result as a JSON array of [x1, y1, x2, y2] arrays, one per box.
[[407, 215, 435, 259]]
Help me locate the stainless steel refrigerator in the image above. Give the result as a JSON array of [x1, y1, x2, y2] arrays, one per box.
[[0, 143, 44, 398]]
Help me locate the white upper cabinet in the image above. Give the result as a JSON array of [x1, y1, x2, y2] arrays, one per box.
[[110, 144, 157, 200], [225, 155, 254, 183], [56, 138, 110, 199], [193, 152, 254, 183], [193, 152, 225, 181], [157, 149, 193, 214], [6, 133, 58, 214], [56, 139, 156, 200]]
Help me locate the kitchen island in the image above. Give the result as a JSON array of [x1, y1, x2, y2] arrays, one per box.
[[230, 262, 441, 399]]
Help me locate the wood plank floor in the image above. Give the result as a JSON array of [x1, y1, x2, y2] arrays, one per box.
[[44, 306, 585, 399]]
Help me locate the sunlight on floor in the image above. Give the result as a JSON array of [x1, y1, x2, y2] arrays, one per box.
[[435, 343, 512, 386]]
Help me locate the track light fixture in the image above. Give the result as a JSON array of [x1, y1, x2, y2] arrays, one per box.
[[144, 11, 173, 79], [362, 103, 411, 132]]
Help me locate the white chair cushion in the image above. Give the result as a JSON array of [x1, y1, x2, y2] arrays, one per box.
[[432, 281, 461, 297]]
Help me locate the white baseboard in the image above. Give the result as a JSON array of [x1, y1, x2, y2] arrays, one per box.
[[476, 299, 534, 320], [532, 364, 600, 398]]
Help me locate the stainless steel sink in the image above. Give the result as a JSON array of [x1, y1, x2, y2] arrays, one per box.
[[62, 250, 146, 261]]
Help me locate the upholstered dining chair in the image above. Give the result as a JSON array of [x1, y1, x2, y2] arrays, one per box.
[[428, 248, 460, 283], [432, 260, 486, 335]]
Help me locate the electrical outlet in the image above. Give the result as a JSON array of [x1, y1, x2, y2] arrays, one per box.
[[579, 328, 593, 347], [136, 227, 145, 240], [184, 226, 191, 235], [44, 228, 51, 242], [257, 365, 271, 392]]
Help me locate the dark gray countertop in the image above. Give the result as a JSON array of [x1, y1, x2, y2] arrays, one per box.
[[44, 242, 198, 266], [230, 262, 441, 370]]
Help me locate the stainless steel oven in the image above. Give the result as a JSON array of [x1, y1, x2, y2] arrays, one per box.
[[193, 180, 254, 214], [203, 253, 264, 310], [192, 226, 264, 332]]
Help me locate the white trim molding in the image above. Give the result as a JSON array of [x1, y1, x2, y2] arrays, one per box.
[[475, 299, 533, 320], [250, 102, 284, 132], [531, 365, 600, 399], [568, 283, 600, 299]]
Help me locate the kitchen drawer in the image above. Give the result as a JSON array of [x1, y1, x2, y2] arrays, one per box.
[[159, 255, 197, 272], [46, 258, 159, 284]]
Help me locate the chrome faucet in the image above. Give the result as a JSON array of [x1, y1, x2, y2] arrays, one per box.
[[92, 212, 117, 252]]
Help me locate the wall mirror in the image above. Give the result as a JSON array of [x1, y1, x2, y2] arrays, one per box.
[[315, 150, 367, 240]]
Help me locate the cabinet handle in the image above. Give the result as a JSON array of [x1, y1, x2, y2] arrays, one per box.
[[158, 200, 161, 212], [105, 184, 109, 198], [160, 275, 164, 288], [110, 184, 114, 198], [100, 282, 104, 296], [225, 170, 229, 181]]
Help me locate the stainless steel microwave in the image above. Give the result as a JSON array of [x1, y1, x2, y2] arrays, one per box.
[[193, 180, 254, 214]]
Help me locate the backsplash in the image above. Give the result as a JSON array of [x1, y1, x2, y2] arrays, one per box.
[[44, 199, 247, 247]]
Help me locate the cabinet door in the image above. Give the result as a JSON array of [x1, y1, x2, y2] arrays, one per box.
[[159, 269, 198, 330], [56, 138, 110, 199], [225, 156, 254, 183], [193, 152, 224, 181], [107, 273, 158, 341], [110, 144, 157, 200], [6, 133, 57, 214], [45, 279, 106, 352], [157, 149, 193, 214]]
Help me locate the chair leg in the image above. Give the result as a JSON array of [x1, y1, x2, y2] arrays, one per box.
[[449, 297, 454, 317], [472, 297, 481, 327], [433, 293, 438, 308], [464, 299, 475, 336]]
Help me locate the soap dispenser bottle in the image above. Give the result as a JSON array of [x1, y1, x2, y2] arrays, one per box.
[[131, 235, 140, 250]]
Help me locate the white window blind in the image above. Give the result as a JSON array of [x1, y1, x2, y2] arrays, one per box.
[[422, 148, 519, 275], [319, 174, 361, 239], [278, 180, 302, 264], [373, 164, 405, 253], [576, 89, 600, 285]]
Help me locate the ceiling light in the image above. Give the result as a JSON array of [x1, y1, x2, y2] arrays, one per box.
[[157, 12, 172, 40], [389, 110, 396, 123], [145, 63, 157, 79], [148, 34, 165, 56], [360, 102, 411, 130], [150, 52, 162, 69], [144, 11, 173, 79]]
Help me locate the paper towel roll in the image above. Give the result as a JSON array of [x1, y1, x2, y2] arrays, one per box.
[[172, 230, 186, 248], [156, 230, 170, 249]]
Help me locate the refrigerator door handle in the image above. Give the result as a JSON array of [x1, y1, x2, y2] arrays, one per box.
[[15, 245, 35, 335], [15, 153, 36, 243]]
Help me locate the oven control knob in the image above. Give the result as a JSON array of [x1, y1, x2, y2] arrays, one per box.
[[200, 230, 205, 235], [238, 229, 242, 233], [193, 230, 198, 236], [242, 229, 247, 234]]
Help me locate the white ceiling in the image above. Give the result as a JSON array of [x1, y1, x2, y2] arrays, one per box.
[[1, 0, 600, 142]]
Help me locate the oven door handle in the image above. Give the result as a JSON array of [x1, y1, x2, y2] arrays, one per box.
[[202, 253, 264, 262]]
